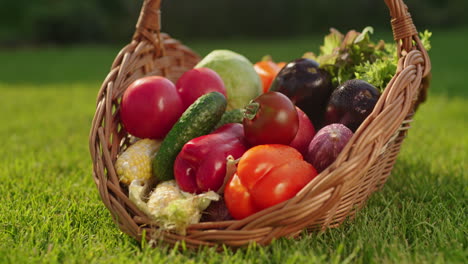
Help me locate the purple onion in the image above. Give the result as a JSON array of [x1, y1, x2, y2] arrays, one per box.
[[306, 123, 353, 172]]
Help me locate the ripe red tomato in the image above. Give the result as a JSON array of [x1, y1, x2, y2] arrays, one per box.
[[289, 107, 316, 156], [176, 68, 227, 109], [243, 91, 299, 146], [120, 76, 184, 139]]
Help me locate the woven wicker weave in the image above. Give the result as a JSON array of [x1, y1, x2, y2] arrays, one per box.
[[89, 0, 431, 249]]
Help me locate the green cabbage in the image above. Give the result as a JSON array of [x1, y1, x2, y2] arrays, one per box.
[[195, 49, 262, 110]]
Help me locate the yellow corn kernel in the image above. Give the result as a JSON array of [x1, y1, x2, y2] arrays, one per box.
[[115, 138, 161, 185]]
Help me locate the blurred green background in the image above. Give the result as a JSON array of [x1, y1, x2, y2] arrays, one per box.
[[0, 0, 466, 46]]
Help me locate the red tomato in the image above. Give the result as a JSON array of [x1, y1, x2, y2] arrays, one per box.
[[176, 68, 227, 109], [289, 107, 316, 156], [224, 144, 317, 220], [243, 91, 299, 146], [120, 76, 184, 139]]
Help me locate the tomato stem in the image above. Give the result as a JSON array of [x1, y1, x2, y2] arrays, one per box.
[[243, 101, 260, 120]]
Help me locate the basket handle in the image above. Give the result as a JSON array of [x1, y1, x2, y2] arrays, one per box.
[[133, 0, 421, 50], [131, 0, 430, 76], [385, 0, 431, 97], [385, 1, 430, 60], [133, 0, 164, 54]]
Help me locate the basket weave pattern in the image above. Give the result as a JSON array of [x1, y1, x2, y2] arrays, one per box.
[[89, 0, 431, 248]]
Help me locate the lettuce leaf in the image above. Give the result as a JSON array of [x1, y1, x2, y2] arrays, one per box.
[[305, 27, 432, 91]]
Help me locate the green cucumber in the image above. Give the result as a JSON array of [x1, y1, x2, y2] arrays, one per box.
[[214, 108, 244, 130], [152, 92, 227, 182]]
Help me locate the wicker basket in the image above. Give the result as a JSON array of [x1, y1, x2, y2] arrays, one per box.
[[89, 0, 431, 249]]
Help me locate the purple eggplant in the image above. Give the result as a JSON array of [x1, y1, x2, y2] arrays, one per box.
[[325, 79, 380, 132], [269, 58, 334, 128]]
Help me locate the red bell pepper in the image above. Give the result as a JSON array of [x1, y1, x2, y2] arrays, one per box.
[[224, 144, 318, 220], [174, 123, 248, 194]]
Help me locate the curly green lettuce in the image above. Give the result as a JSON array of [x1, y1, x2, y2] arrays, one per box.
[[304, 27, 432, 91]]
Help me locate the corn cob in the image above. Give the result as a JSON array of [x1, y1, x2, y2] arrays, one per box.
[[115, 138, 161, 185]]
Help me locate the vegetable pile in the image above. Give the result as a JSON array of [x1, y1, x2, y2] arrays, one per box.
[[115, 27, 432, 234]]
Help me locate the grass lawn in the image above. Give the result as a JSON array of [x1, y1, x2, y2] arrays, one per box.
[[0, 27, 466, 263]]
